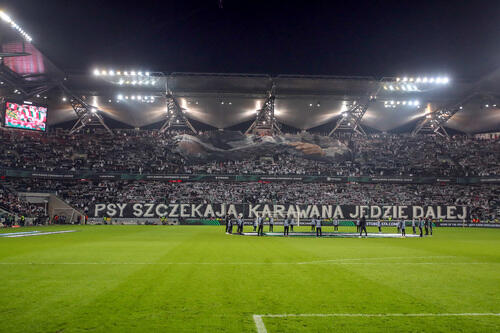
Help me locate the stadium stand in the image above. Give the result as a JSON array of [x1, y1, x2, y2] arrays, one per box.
[[4, 178, 499, 222], [0, 129, 499, 176]]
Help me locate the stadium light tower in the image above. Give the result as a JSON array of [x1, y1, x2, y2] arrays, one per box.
[[159, 87, 197, 134], [245, 82, 282, 135], [411, 91, 481, 137], [60, 86, 114, 135]]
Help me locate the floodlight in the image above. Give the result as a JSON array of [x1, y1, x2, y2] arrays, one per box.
[[403, 77, 408, 82], [389, 85, 394, 90], [423, 77, 428, 83], [131, 71, 136, 76], [62, 97, 67, 101], [138, 72, 143, 76], [93, 69, 100, 76], [109, 70, 115, 76], [101, 70, 107, 76], [117, 94, 123, 100], [429, 78, 435, 83], [146, 72, 150, 76], [124, 71, 129, 76], [0, 11, 12, 23], [442, 77, 449, 84], [90, 108, 97, 113]]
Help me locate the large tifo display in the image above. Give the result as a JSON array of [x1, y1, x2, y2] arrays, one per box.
[[4, 101, 47, 131], [91, 203, 468, 220]]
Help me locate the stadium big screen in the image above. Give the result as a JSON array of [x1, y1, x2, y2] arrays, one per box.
[[4, 101, 47, 131]]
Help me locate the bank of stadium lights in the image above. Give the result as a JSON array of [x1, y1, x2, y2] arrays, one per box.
[[384, 100, 420, 108], [0, 11, 33, 42], [116, 94, 156, 103], [93, 69, 157, 86], [383, 76, 450, 91]]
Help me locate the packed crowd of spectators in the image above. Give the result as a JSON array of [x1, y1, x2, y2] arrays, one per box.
[[6, 178, 499, 221], [0, 184, 45, 221], [0, 128, 499, 177], [0, 128, 498, 222]]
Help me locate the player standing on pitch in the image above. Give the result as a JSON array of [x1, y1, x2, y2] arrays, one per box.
[[429, 219, 433, 236], [227, 215, 233, 234], [424, 217, 429, 236], [359, 216, 367, 237], [224, 214, 229, 233], [257, 215, 264, 236], [334, 217, 339, 231], [253, 213, 258, 232], [315, 215, 322, 237], [269, 214, 274, 232], [283, 215, 290, 236], [401, 219, 406, 237], [418, 218, 423, 237], [237, 214, 243, 234], [412, 218, 416, 234], [377, 218, 382, 233]]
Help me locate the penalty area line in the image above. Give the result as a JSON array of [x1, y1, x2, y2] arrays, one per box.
[[252, 313, 500, 333]]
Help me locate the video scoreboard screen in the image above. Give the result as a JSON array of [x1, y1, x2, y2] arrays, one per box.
[[4, 101, 47, 132]]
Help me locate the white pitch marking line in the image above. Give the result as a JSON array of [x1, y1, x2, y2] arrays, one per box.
[[253, 315, 267, 333], [253, 313, 500, 333]]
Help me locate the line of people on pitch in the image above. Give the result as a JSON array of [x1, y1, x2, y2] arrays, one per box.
[[365, 217, 433, 237], [225, 214, 434, 238]]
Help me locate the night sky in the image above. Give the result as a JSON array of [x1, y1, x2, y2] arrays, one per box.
[[2, 0, 500, 78]]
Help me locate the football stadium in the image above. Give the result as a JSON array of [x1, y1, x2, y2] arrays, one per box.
[[0, 1, 499, 332]]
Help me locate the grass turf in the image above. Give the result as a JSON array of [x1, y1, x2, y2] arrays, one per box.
[[0, 225, 499, 332]]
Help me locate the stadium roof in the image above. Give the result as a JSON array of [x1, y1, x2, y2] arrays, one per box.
[[47, 71, 500, 133]]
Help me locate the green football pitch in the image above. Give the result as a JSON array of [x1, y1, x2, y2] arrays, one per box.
[[0, 225, 499, 332]]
